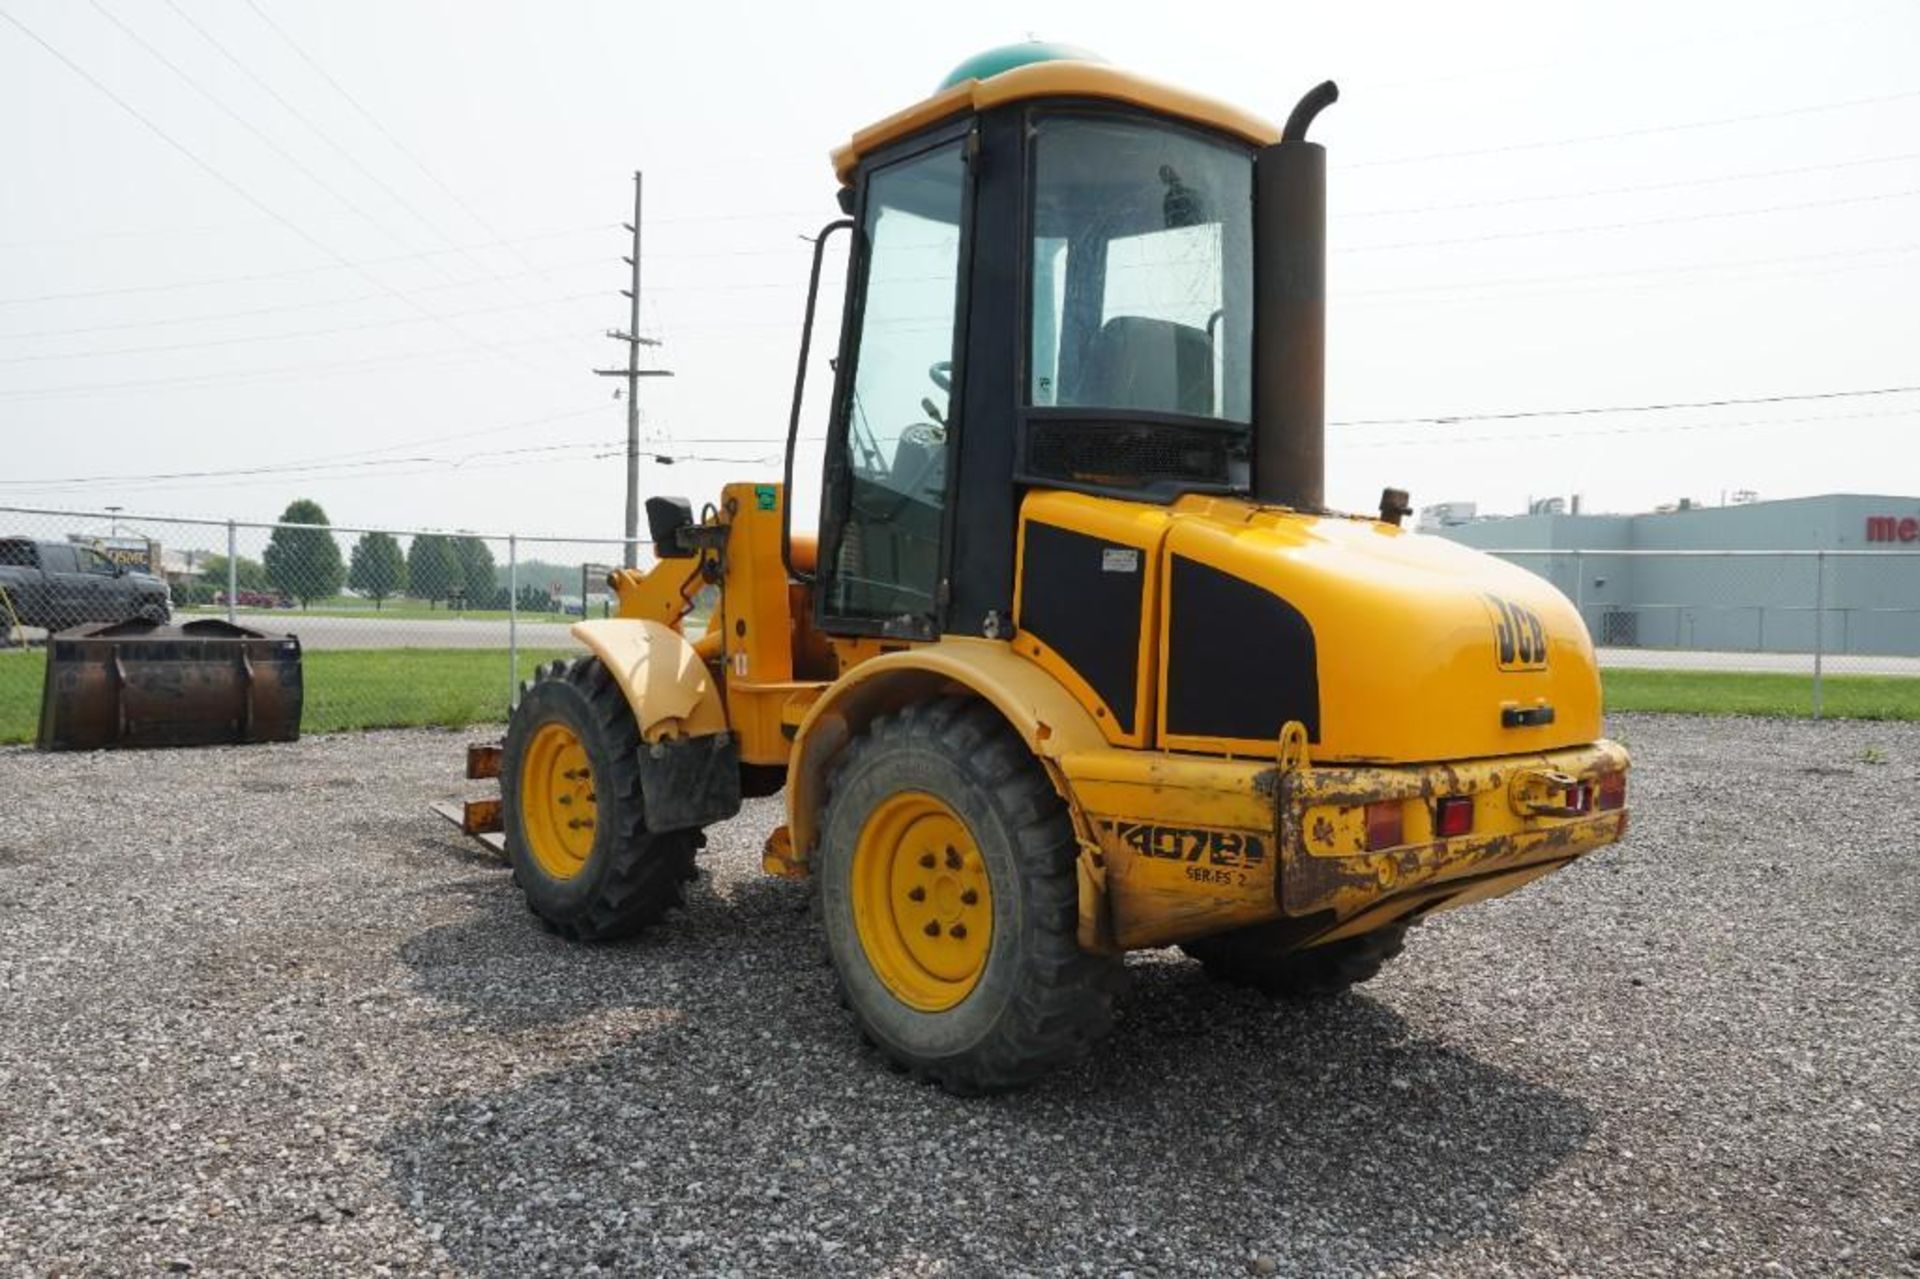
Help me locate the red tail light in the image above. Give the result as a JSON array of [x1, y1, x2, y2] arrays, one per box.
[[1365, 800, 1403, 851], [1596, 771, 1627, 811], [1435, 795, 1475, 838]]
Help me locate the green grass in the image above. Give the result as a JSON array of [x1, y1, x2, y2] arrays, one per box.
[[0, 650, 40, 743], [1602, 670, 1920, 720], [0, 647, 573, 744], [4, 652, 1915, 745]]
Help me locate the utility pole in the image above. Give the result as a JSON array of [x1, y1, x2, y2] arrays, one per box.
[[593, 171, 673, 568]]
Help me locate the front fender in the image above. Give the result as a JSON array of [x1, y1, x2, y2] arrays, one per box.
[[569, 618, 728, 741]]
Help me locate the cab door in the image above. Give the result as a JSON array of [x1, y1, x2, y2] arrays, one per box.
[[816, 131, 971, 639]]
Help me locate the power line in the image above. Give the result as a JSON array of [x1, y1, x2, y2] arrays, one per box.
[[239, 0, 590, 305], [156, 0, 594, 345], [1346, 186, 1920, 253], [0, 227, 610, 308], [3, 438, 786, 497], [1346, 150, 1920, 219], [1340, 239, 1920, 300], [87, 1, 437, 263], [0, 404, 614, 487], [1350, 4, 1891, 96], [0, 254, 611, 341], [1330, 384, 1920, 428], [0, 7, 557, 379], [0, 289, 604, 364], [1345, 406, 1920, 449], [0, 331, 583, 403], [1345, 85, 1920, 169]]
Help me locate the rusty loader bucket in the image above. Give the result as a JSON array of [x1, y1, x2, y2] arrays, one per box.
[[37, 618, 303, 751]]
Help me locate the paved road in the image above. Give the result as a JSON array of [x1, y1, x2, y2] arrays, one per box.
[[1594, 646, 1920, 677], [259, 613, 581, 652]]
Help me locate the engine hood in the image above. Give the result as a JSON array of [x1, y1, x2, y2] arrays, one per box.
[[1157, 495, 1601, 764]]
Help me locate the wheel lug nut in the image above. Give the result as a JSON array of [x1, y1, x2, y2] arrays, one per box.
[[918, 852, 936, 869], [924, 921, 941, 937], [950, 923, 968, 940], [907, 886, 926, 902], [945, 846, 962, 870], [961, 889, 978, 905]]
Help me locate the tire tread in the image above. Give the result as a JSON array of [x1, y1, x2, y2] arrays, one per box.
[[503, 656, 698, 943]]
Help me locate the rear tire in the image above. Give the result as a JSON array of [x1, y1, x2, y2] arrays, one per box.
[[1182, 921, 1409, 998], [501, 656, 698, 942], [816, 698, 1123, 1094]]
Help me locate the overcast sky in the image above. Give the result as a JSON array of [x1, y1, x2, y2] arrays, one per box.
[[2, 0, 1916, 549]]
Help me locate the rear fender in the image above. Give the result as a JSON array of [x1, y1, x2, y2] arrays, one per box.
[[786, 636, 1107, 865], [569, 618, 728, 741]]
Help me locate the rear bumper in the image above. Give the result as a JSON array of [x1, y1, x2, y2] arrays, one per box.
[[1061, 738, 1628, 951], [1279, 739, 1629, 925]]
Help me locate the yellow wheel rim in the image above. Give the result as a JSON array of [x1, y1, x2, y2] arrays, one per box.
[[850, 791, 993, 1012], [520, 721, 598, 880]]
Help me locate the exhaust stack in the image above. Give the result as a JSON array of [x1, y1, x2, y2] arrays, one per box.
[[1252, 80, 1337, 511]]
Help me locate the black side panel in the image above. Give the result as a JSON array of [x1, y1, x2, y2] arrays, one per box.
[[1018, 522, 1142, 734], [944, 106, 1025, 636], [1165, 555, 1320, 742]]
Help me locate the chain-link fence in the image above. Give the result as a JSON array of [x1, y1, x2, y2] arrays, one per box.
[[0, 504, 644, 744], [4, 506, 1915, 743], [1487, 548, 1920, 716]]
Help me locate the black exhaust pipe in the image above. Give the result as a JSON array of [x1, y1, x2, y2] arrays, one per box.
[[1252, 80, 1337, 511]]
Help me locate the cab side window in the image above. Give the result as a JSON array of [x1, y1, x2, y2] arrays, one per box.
[[826, 143, 968, 627]]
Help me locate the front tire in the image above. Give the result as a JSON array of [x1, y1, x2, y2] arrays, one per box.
[[817, 698, 1122, 1093], [501, 657, 698, 942], [1182, 921, 1409, 997]]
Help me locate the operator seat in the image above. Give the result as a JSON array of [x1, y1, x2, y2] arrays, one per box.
[[1074, 315, 1214, 417]]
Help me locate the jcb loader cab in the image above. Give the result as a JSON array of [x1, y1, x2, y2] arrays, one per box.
[[466, 46, 1630, 1093]]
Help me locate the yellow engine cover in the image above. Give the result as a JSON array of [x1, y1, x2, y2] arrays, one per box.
[[1156, 495, 1599, 763], [1014, 491, 1602, 766]]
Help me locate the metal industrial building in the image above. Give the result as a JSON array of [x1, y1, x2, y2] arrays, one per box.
[[1427, 493, 1920, 657]]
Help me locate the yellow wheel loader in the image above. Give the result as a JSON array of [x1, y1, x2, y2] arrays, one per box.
[[455, 45, 1631, 1093]]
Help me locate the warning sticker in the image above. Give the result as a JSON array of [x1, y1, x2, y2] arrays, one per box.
[[1101, 547, 1140, 573]]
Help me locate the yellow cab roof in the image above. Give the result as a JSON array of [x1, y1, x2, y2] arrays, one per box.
[[830, 61, 1281, 184]]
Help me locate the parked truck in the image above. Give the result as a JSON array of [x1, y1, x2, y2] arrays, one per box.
[[0, 537, 172, 638]]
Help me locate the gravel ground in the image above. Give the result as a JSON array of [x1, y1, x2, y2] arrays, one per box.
[[1, 713, 1915, 1277]]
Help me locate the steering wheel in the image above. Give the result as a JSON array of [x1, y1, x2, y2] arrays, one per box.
[[928, 360, 953, 394]]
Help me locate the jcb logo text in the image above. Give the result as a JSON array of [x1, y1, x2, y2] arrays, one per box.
[[1484, 594, 1548, 671]]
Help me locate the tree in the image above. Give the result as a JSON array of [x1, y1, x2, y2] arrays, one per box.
[[450, 535, 495, 611], [515, 583, 558, 614], [263, 498, 344, 608], [201, 553, 267, 594], [347, 531, 407, 610], [406, 534, 461, 609]]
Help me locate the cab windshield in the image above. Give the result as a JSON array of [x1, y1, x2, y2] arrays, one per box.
[[1027, 114, 1253, 493]]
